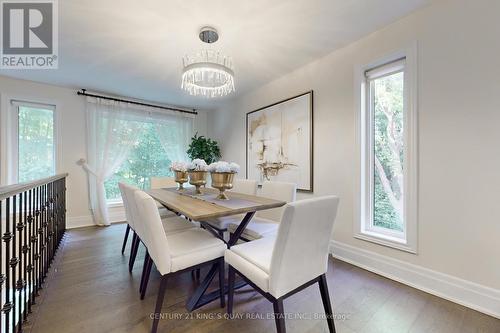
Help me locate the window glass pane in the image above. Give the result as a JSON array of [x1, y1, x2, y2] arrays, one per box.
[[18, 106, 55, 182], [372, 71, 404, 231], [104, 122, 174, 201]]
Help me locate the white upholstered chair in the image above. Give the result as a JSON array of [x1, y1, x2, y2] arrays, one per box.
[[204, 179, 258, 237], [119, 183, 136, 258], [232, 178, 258, 195], [119, 182, 197, 273], [133, 190, 227, 333], [227, 181, 297, 241], [120, 177, 178, 257], [225, 196, 340, 333]]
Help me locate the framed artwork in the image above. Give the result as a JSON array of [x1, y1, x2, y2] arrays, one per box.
[[246, 91, 313, 192]]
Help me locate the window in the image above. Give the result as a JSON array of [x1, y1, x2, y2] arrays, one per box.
[[369, 61, 405, 235], [104, 122, 174, 202], [12, 101, 56, 183], [357, 45, 417, 253]]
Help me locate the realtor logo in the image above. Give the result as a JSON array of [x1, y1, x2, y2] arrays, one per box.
[[1, 0, 58, 69]]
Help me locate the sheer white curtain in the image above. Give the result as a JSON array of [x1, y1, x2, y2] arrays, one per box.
[[83, 97, 194, 226], [84, 97, 141, 225], [153, 112, 193, 163]]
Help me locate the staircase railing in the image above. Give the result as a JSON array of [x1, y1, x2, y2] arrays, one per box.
[[0, 173, 68, 333]]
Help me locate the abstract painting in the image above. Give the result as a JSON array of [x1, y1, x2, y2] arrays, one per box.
[[246, 91, 313, 192]]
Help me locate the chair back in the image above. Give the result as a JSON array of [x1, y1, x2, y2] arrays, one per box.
[[256, 181, 297, 222], [269, 196, 339, 298], [150, 176, 177, 189], [119, 182, 135, 230], [133, 190, 172, 275], [120, 183, 148, 241], [232, 179, 258, 195]]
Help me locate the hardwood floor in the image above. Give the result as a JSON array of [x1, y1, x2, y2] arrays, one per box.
[[25, 224, 499, 333]]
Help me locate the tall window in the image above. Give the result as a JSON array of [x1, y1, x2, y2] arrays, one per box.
[[358, 48, 417, 253], [14, 102, 56, 183], [369, 60, 405, 235]]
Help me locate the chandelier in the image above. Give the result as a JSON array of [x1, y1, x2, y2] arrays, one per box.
[[181, 27, 235, 98]]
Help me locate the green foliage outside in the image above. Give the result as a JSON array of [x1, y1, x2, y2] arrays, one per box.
[[186, 133, 221, 164], [373, 71, 404, 231], [18, 106, 55, 183], [104, 122, 173, 200]]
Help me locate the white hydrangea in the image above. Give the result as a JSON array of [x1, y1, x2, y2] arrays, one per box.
[[208, 161, 240, 173], [229, 162, 240, 173], [170, 161, 189, 172], [188, 159, 208, 171]]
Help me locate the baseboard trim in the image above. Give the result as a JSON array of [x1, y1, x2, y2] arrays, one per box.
[[67, 215, 94, 229], [330, 240, 500, 319], [67, 209, 126, 230], [108, 207, 126, 224]]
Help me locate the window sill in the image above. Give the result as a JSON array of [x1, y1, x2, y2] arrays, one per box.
[[354, 231, 417, 254], [107, 201, 123, 208]]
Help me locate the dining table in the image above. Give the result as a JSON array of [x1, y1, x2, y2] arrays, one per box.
[[146, 186, 286, 312]]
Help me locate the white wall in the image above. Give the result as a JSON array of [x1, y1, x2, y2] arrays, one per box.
[[208, 0, 500, 294], [0, 76, 209, 228]]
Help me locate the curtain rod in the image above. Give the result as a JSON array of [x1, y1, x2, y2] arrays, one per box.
[[76, 89, 198, 115]]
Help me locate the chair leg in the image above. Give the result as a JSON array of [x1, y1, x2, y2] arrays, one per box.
[[318, 274, 336, 333], [121, 224, 130, 254], [190, 268, 201, 280], [227, 265, 235, 315], [140, 251, 150, 293], [128, 232, 137, 272], [151, 275, 168, 333], [218, 258, 225, 308], [273, 299, 286, 333], [129, 233, 140, 273], [141, 256, 153, 300]]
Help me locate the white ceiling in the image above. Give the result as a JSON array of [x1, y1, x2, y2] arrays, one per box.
[[0, 0, 432, 110]]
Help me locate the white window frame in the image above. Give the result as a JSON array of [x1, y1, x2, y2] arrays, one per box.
[[0, 96, 61, 184], [354, 43, 418, 253]]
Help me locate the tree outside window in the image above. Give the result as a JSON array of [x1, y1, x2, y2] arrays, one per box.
[[104, 122, 174, 200], [18, 106, 55, 183], [372, 71, 404, 231]]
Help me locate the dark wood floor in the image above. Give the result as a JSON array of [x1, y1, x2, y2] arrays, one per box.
[[25, 224, 499, 333]]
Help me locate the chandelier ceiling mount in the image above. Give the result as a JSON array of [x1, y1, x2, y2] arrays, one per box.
[[181, 27, 235, 98]]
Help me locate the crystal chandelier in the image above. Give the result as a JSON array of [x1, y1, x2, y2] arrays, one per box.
[[181, 27, 235, 98]]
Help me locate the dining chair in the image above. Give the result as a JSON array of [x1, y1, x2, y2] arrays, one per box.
[[225, 196, 340, 333], [123, 183, 205, 296], [227, 181, 297, 241], [120, 182, 197, 273], [133, 190, 227, 333], [232, 178, 258, 195], [119, 183, 136, 256], [204, 179, 258, 237], [120, 180, 175, 257]]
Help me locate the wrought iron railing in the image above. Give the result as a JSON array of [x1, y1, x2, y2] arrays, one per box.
[[0, 174, 68, 333]]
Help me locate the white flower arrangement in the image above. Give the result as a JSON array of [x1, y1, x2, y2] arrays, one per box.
[[188, 159, 208, 171], [208, 161, 240, 173], [170, 161, 189, 172]]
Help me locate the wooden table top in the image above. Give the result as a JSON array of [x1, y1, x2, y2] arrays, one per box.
[[146, 187, 286, 221]]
